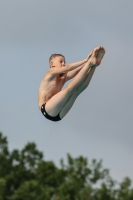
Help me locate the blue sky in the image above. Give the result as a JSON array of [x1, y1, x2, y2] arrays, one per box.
[[0, 0, 133, 183]]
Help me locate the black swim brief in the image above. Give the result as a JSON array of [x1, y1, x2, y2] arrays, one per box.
[[41, 103, 61, 122]]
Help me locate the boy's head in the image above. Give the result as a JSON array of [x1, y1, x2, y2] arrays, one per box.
[[49, 54, 66, 68]]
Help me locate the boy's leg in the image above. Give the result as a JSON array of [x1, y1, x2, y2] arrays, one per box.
[[45, 47, 105, 117], [59, 66, 96, 118]]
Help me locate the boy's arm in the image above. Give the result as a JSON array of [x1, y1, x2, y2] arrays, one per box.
[[65, 63, 85, 82], [49, 58, 87, 76], [64, 50, 93, 81]]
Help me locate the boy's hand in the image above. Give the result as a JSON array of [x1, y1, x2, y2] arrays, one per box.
[[86, 50, 93, 61]]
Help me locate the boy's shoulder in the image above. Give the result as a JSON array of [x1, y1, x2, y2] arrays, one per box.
[[43, 68, 56, 80]]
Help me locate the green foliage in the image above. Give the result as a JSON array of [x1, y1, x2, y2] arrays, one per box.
[[0, 132, 133, 200], [0, 178, 6, 200], [116, 177, 133, 200]]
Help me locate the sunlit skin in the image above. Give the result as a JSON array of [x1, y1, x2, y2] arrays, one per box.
[[38, 56, 67, 108], [38, 46, 105, 120], [50, 56, 67, 77]]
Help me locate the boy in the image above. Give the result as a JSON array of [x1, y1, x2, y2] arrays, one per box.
[[38, 46, 105, 122]]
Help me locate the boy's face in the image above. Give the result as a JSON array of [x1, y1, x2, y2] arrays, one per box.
[[51, 56, 66, 68]]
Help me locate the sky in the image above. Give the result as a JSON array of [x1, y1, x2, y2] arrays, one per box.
[[0, 0, 133, 184]]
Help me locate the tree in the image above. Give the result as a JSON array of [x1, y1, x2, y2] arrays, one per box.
[[0, 132, 43, 199], [0, 132, 133, 200], [0, 178, 6, 200]]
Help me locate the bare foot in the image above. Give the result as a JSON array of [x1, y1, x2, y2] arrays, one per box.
[[96, 47, 105, 66], [89, 46, 105, 67]]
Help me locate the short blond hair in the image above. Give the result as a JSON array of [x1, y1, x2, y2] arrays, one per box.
[[49, 54, 65, 67]]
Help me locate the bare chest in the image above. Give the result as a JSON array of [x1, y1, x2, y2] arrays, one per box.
[[50, 76, 65, 92], [38, 75, 66, 107]]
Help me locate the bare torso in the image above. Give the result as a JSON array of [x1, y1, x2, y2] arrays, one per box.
[[38, 71, 66, 109]]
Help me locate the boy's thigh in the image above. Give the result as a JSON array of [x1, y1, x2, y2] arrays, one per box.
[[45, 87, 72, 116]]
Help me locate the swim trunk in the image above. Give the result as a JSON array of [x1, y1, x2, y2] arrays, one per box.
[[41, 103, 61, 122]]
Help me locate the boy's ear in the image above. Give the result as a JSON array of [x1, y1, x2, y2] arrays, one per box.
[[50, 61, 53, 67]]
